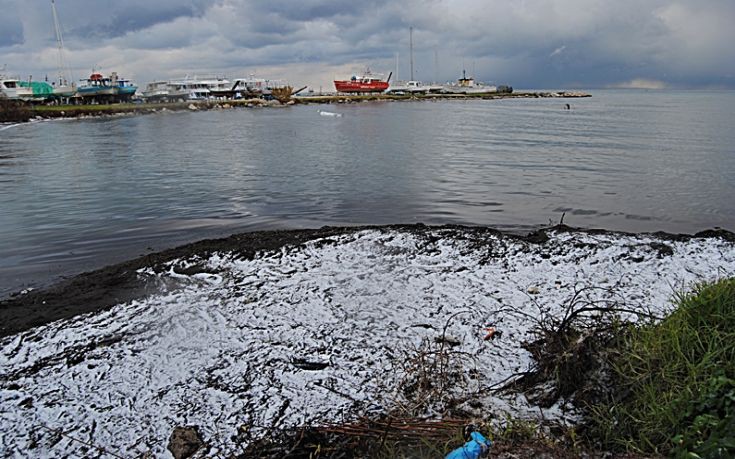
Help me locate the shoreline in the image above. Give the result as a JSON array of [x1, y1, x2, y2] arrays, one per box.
[[1, 90, 590, 123], [1, 223, 732, 338]]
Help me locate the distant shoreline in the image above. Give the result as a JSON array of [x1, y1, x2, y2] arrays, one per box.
[[1, 91, 590, 123]]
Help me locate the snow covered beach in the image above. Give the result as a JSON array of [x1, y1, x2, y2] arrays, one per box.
[[1, 225, 734, 457]]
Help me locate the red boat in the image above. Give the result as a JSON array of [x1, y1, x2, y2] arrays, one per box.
[[334, 69, 391, 93]]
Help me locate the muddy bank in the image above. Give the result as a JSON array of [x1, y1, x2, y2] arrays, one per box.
[[1, 223, 731, 339], [0, 225, 355, 338]]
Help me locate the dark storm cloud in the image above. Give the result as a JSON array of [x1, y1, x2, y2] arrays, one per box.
[[1, 0, 733, 89]]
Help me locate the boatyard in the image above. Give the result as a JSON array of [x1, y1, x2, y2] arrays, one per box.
[[0, 1, 598, 124], [1, 90, 590, 123]]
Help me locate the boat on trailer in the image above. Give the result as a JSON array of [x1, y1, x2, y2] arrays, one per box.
[[77, 72, 117, 97]]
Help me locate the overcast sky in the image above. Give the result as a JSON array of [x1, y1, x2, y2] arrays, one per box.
[[1, 0, 734, 90]]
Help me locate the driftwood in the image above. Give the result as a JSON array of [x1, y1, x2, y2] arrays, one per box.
[[271, 86, 294, 104]]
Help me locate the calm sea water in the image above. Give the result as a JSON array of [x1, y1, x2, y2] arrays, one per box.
[[1, 90, 734, 296]]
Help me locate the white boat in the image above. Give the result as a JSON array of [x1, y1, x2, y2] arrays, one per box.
[[0, 75, 34, 100], [387, 80, 442, 94], [142, 81, 170, 101], [441, 70, 497, 94], [166, 77, 210, 100], [165, 76, 231, 100], [141, 75, 289, 101]]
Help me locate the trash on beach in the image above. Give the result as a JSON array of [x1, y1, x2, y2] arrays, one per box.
[[483, 327, 501, 341], [317, 109, 342, 117], [445, 428, 493, 459]]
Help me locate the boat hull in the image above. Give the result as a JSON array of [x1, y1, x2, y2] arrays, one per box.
[[116, 87, 138, 97], [77, 87, 116, 96], [53, 85, 76, 97], [334, 80, 389, 93]]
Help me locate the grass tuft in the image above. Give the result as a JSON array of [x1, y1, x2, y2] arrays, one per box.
[[588, 278, 735, 456]]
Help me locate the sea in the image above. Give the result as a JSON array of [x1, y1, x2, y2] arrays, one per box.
[[1, 89, 734, 298]]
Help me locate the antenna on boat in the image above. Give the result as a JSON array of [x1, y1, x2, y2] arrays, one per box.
[[409, 26, 414, 81]]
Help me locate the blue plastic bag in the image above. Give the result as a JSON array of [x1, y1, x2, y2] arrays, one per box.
[[445, 431, 493, 459]]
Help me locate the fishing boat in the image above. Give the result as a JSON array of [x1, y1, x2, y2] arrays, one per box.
[[441, 70, 498, 94], [334, 69, 391, 93], [111, 72, 138, 99], [0, 75, 34, 100], [76, 71, 138, 100], [77, 72, 117, 97]]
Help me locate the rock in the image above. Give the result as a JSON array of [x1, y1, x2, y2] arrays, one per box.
[[527, 286, 540, 295], [286, 100, 296, 105], [222, 103, 231, 109], [292, 358, 329, 371], [167, 426, 203, 459], [435, 335, 461, 347], [188, 104, 198, 111]]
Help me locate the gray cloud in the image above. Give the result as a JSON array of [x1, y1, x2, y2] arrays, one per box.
[[0, 11, 23, 47], [67, 0, 215, 39], [1, 0, 733, 89]]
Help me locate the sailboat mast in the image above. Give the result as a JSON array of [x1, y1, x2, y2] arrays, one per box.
[[51, 0, 72, 86], [409, 27, 414, 81], [395, 52, 399, 83]]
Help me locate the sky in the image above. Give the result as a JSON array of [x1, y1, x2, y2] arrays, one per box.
[[1, 0, 734, 90]]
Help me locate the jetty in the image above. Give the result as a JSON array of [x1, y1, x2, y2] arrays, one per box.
[[1, 91, 590, 123]]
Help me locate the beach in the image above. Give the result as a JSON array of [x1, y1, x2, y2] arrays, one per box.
[[2, 224, 734, 456]]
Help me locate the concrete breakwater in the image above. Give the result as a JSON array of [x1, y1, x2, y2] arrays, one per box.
[[1, 91, 590, 123]]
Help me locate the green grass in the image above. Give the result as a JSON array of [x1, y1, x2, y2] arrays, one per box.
[[588, 278, 735, 457]]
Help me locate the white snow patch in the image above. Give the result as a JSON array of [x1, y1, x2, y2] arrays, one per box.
[[1, 229, 734, 457]]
